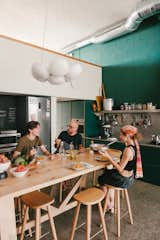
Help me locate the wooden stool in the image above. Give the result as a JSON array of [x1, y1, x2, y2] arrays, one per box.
[[103, 185, 133, 237], [20, 191, 57, 240], [70, 187, 108, 240]]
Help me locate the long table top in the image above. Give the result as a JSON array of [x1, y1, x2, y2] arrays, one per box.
[[0, 149, 121, 199], [0, 152, 106, 198]]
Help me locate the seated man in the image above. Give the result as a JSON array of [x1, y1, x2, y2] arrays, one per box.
[[13, 121, 55, 161], [55, 119, 82, 153]]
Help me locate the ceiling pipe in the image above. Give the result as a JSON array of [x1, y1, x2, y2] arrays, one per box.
[[62, 0, 160, 53]]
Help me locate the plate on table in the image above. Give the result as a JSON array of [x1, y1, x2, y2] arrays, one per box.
[[107, 149, 122, 158], [70, 162, 85, 171], [35, 155, 47, 161], [95, 155, 119, 162], [95, 156, 109, 162], [112, 157, 120, 163], [69, 162, 94, 171]]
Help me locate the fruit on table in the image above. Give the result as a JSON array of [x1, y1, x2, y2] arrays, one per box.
[[14, 156, 26, 165], [0, 154, 9, 163], [73, 163, 83, 169], [15, 165, 27, 172]]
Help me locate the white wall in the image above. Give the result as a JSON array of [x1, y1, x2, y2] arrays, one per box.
[[0, 37, 102, 100], [0, 36, 102, 152]]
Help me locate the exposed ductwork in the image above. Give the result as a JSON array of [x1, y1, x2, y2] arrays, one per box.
[[62, 0, 160, 53]]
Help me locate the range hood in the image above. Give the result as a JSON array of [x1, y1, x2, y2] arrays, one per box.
[[62, 0, 160, 53]]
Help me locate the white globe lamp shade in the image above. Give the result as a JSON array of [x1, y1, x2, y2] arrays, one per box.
[[48, 75, 66, 85], [32, 62, 49, 82], [69, 63, 82, 79], [49, 58, 69, 76]]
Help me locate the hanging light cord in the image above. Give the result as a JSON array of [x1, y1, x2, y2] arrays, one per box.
[[41, 0, 49, 63]]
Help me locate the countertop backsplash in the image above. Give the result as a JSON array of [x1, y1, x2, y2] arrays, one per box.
[[103, 112, 160, 146]]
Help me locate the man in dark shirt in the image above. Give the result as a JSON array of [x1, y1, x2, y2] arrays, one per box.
[[55, 119, 82, 152]]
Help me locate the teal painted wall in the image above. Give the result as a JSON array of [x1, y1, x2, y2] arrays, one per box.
[[72, 17, 160, 67], [73, 16, 160, 186], [84, 101, 101, 137], [73, 17, 160, 108], [102, 64, 160, 108], [74, 16, 160, 135]]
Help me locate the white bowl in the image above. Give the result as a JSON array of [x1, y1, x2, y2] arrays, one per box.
[[10, 167, 28, 178], [0, 161, 11, 173], [90, 143, 105, 151], [100, 146, 109, 151]]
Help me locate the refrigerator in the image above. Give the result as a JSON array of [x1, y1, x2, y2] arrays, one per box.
[[16, 96, 51, 151]]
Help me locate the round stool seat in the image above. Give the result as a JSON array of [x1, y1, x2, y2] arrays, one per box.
[[105, 184, 124, 190], [74, 187, 105, 205], [21, 191, 54, 209]]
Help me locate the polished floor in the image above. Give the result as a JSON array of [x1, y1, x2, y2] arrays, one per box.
[[22, 180, 160, 240]]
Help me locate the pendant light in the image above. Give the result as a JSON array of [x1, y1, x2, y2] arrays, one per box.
[[31, 0, 82, 85]]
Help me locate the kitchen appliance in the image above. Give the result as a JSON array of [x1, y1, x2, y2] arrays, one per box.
[[16, 96, 51, 151], [151, 134, 160, 145], [0, 131, 21, 158], [101, 124, 112, 138]]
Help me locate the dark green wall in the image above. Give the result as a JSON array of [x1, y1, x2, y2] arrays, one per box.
[[73, 16, 160, 186], [72, 17, 160, 67], [77, 16, 160, 136], [73, 17, 160, 108], [85, 101, 101, 137], [102, 64, 160, 108]]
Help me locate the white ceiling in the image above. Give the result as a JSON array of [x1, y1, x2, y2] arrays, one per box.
[[0, 0, 141, 52]]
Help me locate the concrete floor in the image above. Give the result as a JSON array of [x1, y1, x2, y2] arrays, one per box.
[[22, 180, 160, 240]]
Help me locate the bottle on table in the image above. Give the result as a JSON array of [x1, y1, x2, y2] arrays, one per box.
[[59, 141, 66, 160], [70, 142, 75, 161], [90, 140, 94, 154]]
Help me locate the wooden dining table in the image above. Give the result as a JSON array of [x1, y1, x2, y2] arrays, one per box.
[[0, 149, 121, 240]]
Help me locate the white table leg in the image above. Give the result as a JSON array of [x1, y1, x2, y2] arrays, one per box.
[[0, 196, 17, 240]]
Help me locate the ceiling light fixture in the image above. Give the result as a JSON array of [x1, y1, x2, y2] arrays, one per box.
[[31, 0, 83, 85]]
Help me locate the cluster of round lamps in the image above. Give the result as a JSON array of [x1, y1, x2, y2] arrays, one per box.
[[32, 58, 82, 85]]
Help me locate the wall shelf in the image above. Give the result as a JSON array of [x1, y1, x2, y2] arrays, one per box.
[[94, 109, 160, 115], [85, 136, 160, 148]]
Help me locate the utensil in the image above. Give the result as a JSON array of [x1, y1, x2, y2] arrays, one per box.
[[104, 139, 117, 148]]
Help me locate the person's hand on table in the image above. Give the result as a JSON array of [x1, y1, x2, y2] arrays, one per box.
[[79, 146, 86, 153], [30, 147, 37, 156], [99, 149, 111, 160], [55, 138, 61, 147]]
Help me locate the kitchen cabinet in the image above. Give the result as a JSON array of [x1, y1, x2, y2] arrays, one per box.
[[141, 146, 160, 186]]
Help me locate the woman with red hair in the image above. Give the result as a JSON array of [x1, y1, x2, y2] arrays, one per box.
[[98, 125, 143, 211]]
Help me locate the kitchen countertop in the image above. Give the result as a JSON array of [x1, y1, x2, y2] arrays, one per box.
[[85, 136, 160, 148]]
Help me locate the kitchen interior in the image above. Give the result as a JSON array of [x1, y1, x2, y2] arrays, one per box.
[[0, 94, 85, 156], [0, 0, 160, 239], [0, 94, 51, 155]]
